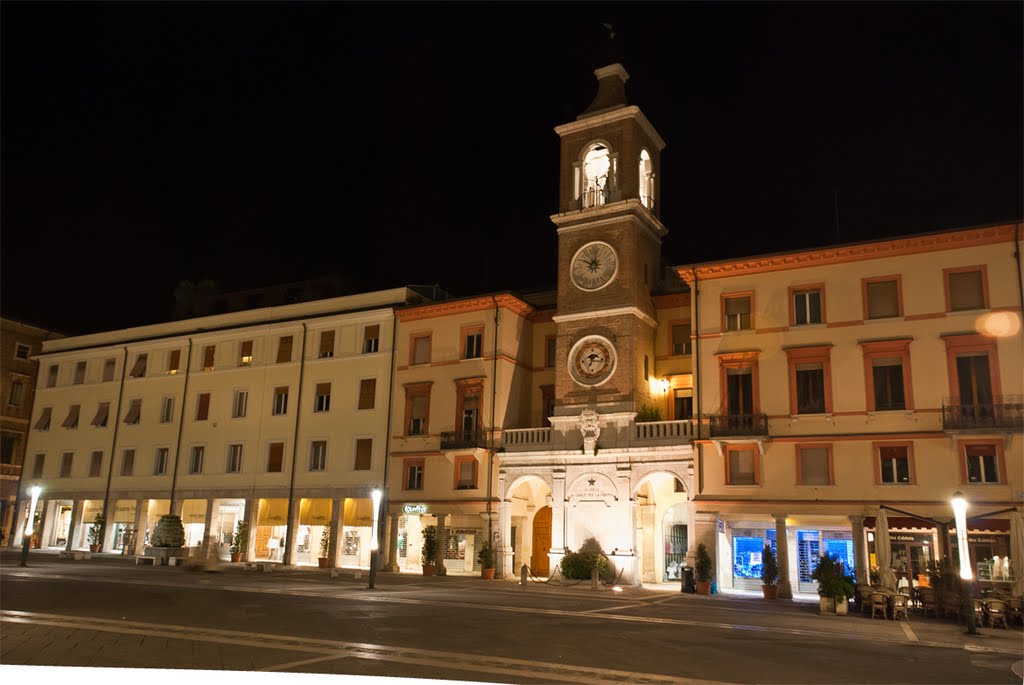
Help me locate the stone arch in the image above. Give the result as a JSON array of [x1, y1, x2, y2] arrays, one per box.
[[503, 473, 552, 501], [633, 468, 689, 498]]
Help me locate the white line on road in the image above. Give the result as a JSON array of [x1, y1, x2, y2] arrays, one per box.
[[899, 620, 919, 642], [260, 653, 349, 672]]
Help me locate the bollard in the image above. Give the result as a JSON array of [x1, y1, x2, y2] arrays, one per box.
[[591, 567, 599, 590], [520, 564, 528, 587]]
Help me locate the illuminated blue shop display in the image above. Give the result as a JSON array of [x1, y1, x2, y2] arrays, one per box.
[[798, 529, 855, 592], [732, 529, 776, 585]]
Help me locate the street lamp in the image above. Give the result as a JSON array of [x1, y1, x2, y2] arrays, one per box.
[[367, 488, 382, 590], [950, 491, 977, 635], [19, 485, 42, 567]]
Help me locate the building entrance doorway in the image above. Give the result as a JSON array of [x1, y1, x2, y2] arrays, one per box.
[[531, 506, 551, 576]]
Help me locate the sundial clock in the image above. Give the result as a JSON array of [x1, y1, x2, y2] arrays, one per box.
[[570, 241, 618, 291]]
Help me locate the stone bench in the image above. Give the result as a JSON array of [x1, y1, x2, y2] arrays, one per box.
[[134, 556, 156, 566], [57, 550, 92, 560], [244, 562, 276, 572]]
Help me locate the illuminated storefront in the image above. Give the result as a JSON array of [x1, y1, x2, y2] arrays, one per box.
[[255, 498, 288, 561], [295, 498, 332, 566], [341, 497, 373, 568], [181, 499, 207, 548]]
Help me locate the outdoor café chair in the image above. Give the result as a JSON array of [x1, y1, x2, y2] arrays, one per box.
[[941, 593, 960, 619], [919, 590, 939, 618], [857, 586, 873, 615], [869, 592, 888, 620], [973, 599, 986, 626], [1008, 597, 1023, 626], [891, 593, 909, 621], [986, 600, 1009, 629]]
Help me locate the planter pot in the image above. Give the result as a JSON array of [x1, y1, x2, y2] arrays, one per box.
[[89, 544, 101, 553], [481, 567, 495, 580], [761, 584, 778, 600], [422, 564, 435, 576], [230, 553, 241, 563], [835, 598, 849, 615], [819, 597, 836, 614], [317, 558, 330, 568], [696, 581, 711, 596]]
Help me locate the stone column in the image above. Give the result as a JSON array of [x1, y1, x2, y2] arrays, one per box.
[[202, 498, 216, 559], [329, 498, 343, 568], [434, 512, 447, 576], [385, 513, 401, 572], [498, 500, 513, 579], [284, 497, 301, 565], [244, 496, 258, 561], [100, 499, 117, 553], [550, 474, 566, 553], [849, 515, 868, 585], [171, 499, 184, 517], [12, 500, 29, 544], [132, 499, 148, 555], [773, 514, 792, 599], [65, 500, 82, 551], [693, 510, 719, 585]]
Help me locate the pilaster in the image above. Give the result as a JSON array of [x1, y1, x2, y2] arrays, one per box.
[[434, 513, 447, 576], [773, 514, 792, 599]]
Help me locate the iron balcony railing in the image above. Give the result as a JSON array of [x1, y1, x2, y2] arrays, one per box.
[[440, 430, 487, 450], [941, 396, 1024, 431], [708, 413, 769, 437]]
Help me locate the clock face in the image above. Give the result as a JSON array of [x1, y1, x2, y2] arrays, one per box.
[[568, 335, 617, 387], [570, 241, 618, 291]]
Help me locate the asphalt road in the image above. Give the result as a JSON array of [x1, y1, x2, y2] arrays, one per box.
[[1, 553, 1021, 684]]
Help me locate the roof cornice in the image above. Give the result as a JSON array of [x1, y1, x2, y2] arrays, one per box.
[[396, 293, 534, 323], [554, 105, 666, 151]]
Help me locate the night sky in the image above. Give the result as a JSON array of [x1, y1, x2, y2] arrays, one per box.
[[2, 2, 1021, 335]]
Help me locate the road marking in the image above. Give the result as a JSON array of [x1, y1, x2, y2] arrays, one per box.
[[0, 609, 732, 685], [899, 620, 919, 642], [261, 653, 349, 672], [581, 602, 652, 613]]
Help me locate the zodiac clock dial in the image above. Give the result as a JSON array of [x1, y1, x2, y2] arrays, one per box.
[[570, 241, 618, 291], [568, 335, 617, 386]]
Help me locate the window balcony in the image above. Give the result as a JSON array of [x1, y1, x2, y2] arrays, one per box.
[[0, 463, 21, 478], [941, 396, 1023, 431], [440, 430, 487, 450], [708, 414, 769, 437]]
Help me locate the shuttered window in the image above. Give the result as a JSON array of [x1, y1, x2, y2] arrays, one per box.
[[362, 325, 380, 354], [129, 354, 147, 378], [319, 330, 335, 358], [47, 365, 59, 387], [798, 447, 831, 485], [267, 442, 284, 472], [102, 358, 116, 382], [62, 404, 81, 429], [123, 399, 142, 425], [60, 452, 74, 478], [195, 393, 211, 421], [314, 383, 331, 412], [354, 439, 372, 471], [358, 379, 376, 410], [276, 336, 293, 363], [168, 349, 181, 374], [239, 340, 253, 366], [672, 324, 691, 355], [272, 386, 289, 415], [724, 296, 751, 331], [89, 451, 103, 477], [202, 345, 216, 371], [412, 336, 430, 365], [866, 280, 900, 319], [74, 361, 87, 385], [948, 270, 985, 311], [92, 402, 110, 427], [727, 448, 756, 485], [121, 449, 135, 476]]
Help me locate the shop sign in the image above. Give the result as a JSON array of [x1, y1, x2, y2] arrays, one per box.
[[403, 504, 428, 515], [967, 536, 1002, 544], [453, 528, 478, 535]]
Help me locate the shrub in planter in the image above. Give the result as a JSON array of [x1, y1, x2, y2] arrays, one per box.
[[87, 513, 105, 552], [635, 404, 663, 422], [477, 541, 496, 579], [421, 525, 438, 575], [812, 553, 856, 614], [229, 521, 248, 562], [760, 545, 779, 600], [694, 543, 713, 595], [318, 528, 332, 568], [150, 515, 185, 548], [560, 537, 612, 581]]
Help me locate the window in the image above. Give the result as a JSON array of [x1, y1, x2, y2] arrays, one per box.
[[74, 361, 87, 385], [226, 444, 243, 473], [92, 402, 110, 427], [188, 446, 204, 474], [32, 453, 44, 479], [406, 384, 431, 435], [956, 354, 994, 406], [167, 349, 181, 374], [160, 397, 175, 424], [0, 435, 14, 464], [644, 354, 650, 381], [456, 379, 482, 436], [540, 385, 555, 426], [121, 449, 135, 476], [791, 287, 823, 325], [639, 148, 655, 209], [946, 267, 987, 312], [14, 343, 30, 360], [232, 390, 248, 418], [102, 358, 116, 382], [89, 451, 103, 477], [963, 444, 998, 483], [861, 340, 913, 412], [463, 329, 483, 359], [877, 444, 913, 484], [671, 324, 691, 355], [786, 346, 832, 415], [578, 142, 614, 208], [314, 383, 331, 412], [872, 361, 905, 410], [412, 335, 431, 365], [238, 340, 253, 366], [363, 325, 380, 354], [455, 456, 477, 489], [123, 399, 142, 425], [725, 445, 758, 485], [864, 277, 901, 319], [673, 389, 693, 420], [723, 294, 752, 332], [61, 404, 80, 429], [276, 336, 293, 363], [272, 386, 289, 415], [405, 459, 424, 490], [797, 445, 832, 485], [153, 448, 168, 476], [60, 452, 73, 478], [129, 354, 147, 378], [354, 438, 372, 471], [195, 393, 211, 421], [8, 378, 24, 406], [358, 378, 376, 410], [545, 336, 557, 367], [267, 442, 284, 472], [34, 406, 52, 430], [318, 330, 335, 358], [47, 364, 59, 387], [202, 345, 216, 371], [309, 440, 327, 471]]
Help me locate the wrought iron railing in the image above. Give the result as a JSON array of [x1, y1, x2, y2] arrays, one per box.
[[440, 430, 487, 450], [708, 414, 769, 437], [941, 396, 1023, 431]]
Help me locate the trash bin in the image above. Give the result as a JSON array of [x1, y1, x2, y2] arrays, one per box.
[[681, 566, 696, 593]]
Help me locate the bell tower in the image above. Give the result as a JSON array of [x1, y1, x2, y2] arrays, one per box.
[[551, 63, 668, 416]]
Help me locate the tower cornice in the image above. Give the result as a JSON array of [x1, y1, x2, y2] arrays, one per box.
[[554, 105, 666, 151]]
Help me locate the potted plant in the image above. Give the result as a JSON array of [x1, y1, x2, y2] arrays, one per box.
[[148, 514, 186, 565], [478, 540, 496, 580], [87, 513, 105, 553], [812, 553, 856, 614], [229, 521, 248, 563], [694, 542, 713, 595], [318, 528, 331, 568], [421, 525, 438, 576], [760, 544, 779, 600]]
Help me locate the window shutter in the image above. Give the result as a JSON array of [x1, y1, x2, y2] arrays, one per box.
[[319, 330, 335, 358], [728, 449, 756, 485], [124, 399, 142, 424], [34, 406, 52, 430], [413, 337, 430, 364], [168, 349, 181, 373], [203, 345, 216, 370], [89, 451, 103, 477], [196, 393, 210, 420], [363, 325, 380, 353], [358, 379, 376, 410], [129, 355, 147, 378], [239, 340, 253, 364], [277, 336, 293, 363], [74, 362, 86, 384], [268, 442, 284, 472], [103, 359, 116, 382], [866, 281, 899, 318], [949, 271, 984, 311], [91, 402, 110, 427], [355, 439, 372, 470], [62, 404, 81, 428], [799, 447, 830, 485]]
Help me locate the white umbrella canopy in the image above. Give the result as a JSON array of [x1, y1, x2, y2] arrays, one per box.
[[1011, 510, 1024, 597], [876, 509, 898, 590]]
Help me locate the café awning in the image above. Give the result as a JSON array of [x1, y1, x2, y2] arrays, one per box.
[[299, 498, 332, 526], [343, 497, 374, 527], [257, 498, 289, 526]]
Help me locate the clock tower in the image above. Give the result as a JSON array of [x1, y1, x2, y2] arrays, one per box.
[[551, 63, 668, 416]]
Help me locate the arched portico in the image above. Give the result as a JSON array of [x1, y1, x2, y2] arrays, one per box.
[[499, 474, 553, 579], [633, 470, 693, 584]]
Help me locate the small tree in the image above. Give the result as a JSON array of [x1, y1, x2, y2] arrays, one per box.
[[695, 542, 713, 583], [761, 545, 779, 587], [560, 537, 612, 580], [635, 405, 663, 422], [230, 521, 249, 555], [421, 525, 438, 565], [150, 514, 185, 548], [319, 527, 331, 559], [87, 513, 105, 546], [477, 540, 495, 569], [812, 553, 855, 600]]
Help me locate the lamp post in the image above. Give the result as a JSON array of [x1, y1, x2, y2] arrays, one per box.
[[367, 489, 382, 590], [950, 491, 978, 635], [19, 485, 42, 567]]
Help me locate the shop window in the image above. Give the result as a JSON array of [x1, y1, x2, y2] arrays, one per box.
[[60, 452, 74, 478], [363, 325, 380, 354], [47, 364, 59, 387], [202, 345, 216, 371], [188, 446, 204, 474], [545, 336, 557, 367], [358, 379, 376, 410], [272, 386, 289, 415], [791, 286, 823, 325], [267, 442, 284, 473], [405, 383, 431, 436], [405, 459, 424, 490], [92, 401, 110, 427], [455, 456, 478, 490], [314, 383, 331, 412], [34, 406, 53, 431], [309, 441, 327, 472], [121, 449, 135, 477], [276, 336, 293, 364], [463, 328, 483, 359], [725, 445, 758, 486], [238, 340, 253, 366], [7, 378, 23, 407], [945, 267, 987, 312], [722, 294, 753, 332], [32, 453, 44, 478], [74, 361, 87, 385], [232, 390, 248, 418], [160, 397, 175, 424], [876, 443, 913, 484], [797, 445, 832, 485], [964, 443, 1000, 484], [128, 355, 146, 378], [61, 404, 80, 429], [864, 277, 902, 319], [102, 358, 116, 382], [153, 448, 168, 476], [89, 450, 103, 477], [786, 346, 832, 415], [732, 529, 777, 584], [195, 393, 211, 421], [123, 399, 142, 425], [14, 342, 30, 360], [354, 438, 372, 471], [226, 444, 243, 473], [318, 330, 335, 358], [673, 389, 693, 421], [411, 335, 431, 365], [671, 324, 691, 355]]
